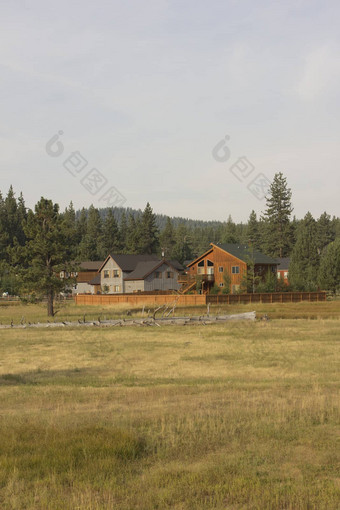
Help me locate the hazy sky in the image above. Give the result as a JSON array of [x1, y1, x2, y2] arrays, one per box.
[[1, 0, 340, 222]]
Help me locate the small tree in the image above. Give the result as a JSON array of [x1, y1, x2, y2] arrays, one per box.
[[256, 269, 277, 293], [222, 272, 231, 294], [209, 283, 220, 294], [195, 275, 203, 293]]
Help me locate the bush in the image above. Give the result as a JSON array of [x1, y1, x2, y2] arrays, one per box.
[[209, 284, 220, 294]]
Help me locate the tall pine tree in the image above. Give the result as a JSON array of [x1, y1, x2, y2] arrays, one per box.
[[261, 172, 293, 257], [318, 238, 340, 292], [101, 209, 120, 255], [21, 198, 74, 316], [159, 217, 176, 259], [289, 212, 319, 291], [138, 203, 159, 254], [246, 210, 261, 250]]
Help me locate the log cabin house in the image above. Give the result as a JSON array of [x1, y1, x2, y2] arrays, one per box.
[[180, 243, 278, 294]]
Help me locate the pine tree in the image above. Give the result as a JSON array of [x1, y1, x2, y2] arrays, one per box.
[[20, 198, 74, 316], [172, 224, 193, 264], [316, 212, 335, 254], [61, 202, 77, 260], [78, 205, 103, 260], [261, 172, 293, 257], [318, 238, 340, 292], [16, 192, 27, 245], [222, 215, 238, 243], [101, 209, 120, 255], [159, 217, 176, 259], [75, 208, 88, 247], [119, 211, 127, 252], [125, 214, 139, 253], [246, 210, 260, 250], [138, 203, 159, 254], [0, 191, 8, 261], [289, 212, 320, 291]]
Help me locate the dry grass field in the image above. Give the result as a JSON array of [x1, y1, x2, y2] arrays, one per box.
[[0, 301, 340, 509]]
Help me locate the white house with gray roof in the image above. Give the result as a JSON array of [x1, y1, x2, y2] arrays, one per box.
[[98, 254, 182, 293]]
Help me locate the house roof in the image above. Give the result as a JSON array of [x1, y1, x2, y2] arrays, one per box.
[[169, 259, 184, 272], [277, 257, 290, 270], [124, 259, 179, 280], [78, 261, 103, 271], [89, 273, 101, 285], [187, 243, 277, 267], [98, 253, 159, 273], [186, 247, 214, 267], [213, 243, 278, 265], [183, 259, 194, 268]]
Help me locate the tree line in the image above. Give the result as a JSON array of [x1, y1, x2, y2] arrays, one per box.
[[0, 173, 340, 314]]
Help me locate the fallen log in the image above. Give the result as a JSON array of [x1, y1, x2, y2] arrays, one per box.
[[0, 312, 256, 330]]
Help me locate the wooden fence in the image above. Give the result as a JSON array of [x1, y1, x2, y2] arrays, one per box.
[[75, 291, 327, 306], [75, 293, 206, 306], [206, 291, 327, 304]]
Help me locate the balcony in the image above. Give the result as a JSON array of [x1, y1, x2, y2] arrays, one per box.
[[178, 273, 214, 284]]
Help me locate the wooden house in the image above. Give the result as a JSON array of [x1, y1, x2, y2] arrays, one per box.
[[276, 257, 290, 285], [180, 243, 277, 294]]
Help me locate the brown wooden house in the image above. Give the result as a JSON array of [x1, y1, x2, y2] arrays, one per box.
[[276, 257, 290, 285], [180, 243, 277, 294]]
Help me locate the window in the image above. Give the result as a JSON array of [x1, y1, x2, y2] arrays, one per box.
[[232, 266, 240, 274], [103, 270, 110, 278], [155, 271, 162, 279], [219, 283, 224, 287], [113, 269, 120, 278], [114, 285, 120, 292], [218, 266, 224, 273], [284, 272, 288, 279], [60, 271, 65, 279], [167, 271, 174, 279], [277, 272, 281, 279]]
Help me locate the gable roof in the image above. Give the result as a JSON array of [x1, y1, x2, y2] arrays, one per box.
[[124, 259, 179, 280], [213, 243, 278, 265], [277, 257, 290, 270], [89, 273, 101, 285], [98, 253, 159, 273], [187, 243, 278, 267], [78, 261, 104, 271], [169, 260, 184, 272], [186, 247, 214, 267]]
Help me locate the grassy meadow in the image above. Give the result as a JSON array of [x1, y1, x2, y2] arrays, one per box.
[[0, 300, 340, 509]]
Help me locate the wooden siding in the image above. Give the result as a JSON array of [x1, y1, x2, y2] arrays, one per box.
[[277, 269, 289, 284], [76, 271, 97, 283], [188, 245, 247, 292], [101, 256, 124, 293], [144, 264, 180, 292]]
